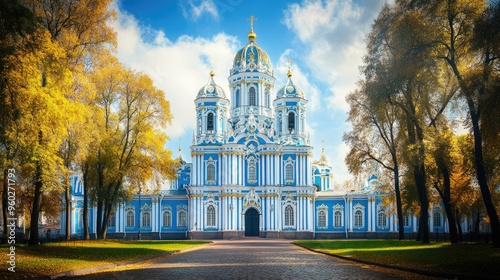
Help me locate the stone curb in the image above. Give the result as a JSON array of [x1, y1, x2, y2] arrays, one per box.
[[49, 242, 212, 279], [293, 242, 494, 280]]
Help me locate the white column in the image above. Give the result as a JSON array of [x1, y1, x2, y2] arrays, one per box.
[[349, 199, 353, 232], [368, 198, 372, 231]]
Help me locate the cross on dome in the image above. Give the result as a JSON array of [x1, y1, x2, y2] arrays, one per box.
[[247, 15, 257, 41]]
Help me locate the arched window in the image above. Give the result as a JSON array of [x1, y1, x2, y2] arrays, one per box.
[[378, 209, 387, 228], [249, 87, 256, 106], [403, 215, 410, 227], [142, 211, 151, 227], [206, 205, 216, 227], [265, 90, 270, 107], [235, 89, 240, 107], [334, 211, 342, 227], [108, 212, 116, 227], [126, 210, 134, 227], [433, 209, 442, 227], [354, 210, 363, 228], [285, 205, 294, 227], [248, 163, 256, 182], [288, 112, 295, 132], [318, 210, 327, 228], [207, 112, 214, 132], [207, 163, 215, 183], [285, 164, 293, 182], [178, 210, 187, 227], [163, 211, 172, 228], [78, 210, 84, 229]]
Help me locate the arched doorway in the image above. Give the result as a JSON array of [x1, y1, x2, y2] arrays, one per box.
[[245, 208, 259, 237]]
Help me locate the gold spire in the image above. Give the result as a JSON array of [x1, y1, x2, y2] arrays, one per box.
[[247, 15, 257, 41], [209, 69, 215, 77], [287, 58, 293, 78]]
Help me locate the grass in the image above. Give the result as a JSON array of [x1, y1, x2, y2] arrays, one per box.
[[294, 240, 500, 279], [0, 240, 207, 279]]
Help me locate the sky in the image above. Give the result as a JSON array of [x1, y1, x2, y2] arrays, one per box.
[[110, 0, 387, 185]]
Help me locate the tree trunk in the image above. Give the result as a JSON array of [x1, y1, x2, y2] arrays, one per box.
[[444, 54, 500, 247], [82, 165, 90, 240], [28, 164, 42, 246], [466, 94, 500, 247], [438, 162, 459, 244], [64, 174, 71, 241], [96, 199, 103, 239], [393, 166, 404, 240], [456, 209, 463, 242]]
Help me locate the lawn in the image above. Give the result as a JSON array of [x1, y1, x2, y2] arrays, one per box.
[[295, 240, 500, 279], [0, 240, 208, 279]]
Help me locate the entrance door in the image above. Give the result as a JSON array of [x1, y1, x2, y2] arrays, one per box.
[[245, 208, 259, 237]]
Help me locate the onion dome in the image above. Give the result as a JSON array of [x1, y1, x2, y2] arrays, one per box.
[[313, 146, 329, 166], [197, 70, 226, 98], [230, 21, 272, 76], [276, 70, 305, 98]]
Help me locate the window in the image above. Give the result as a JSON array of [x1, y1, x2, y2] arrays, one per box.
[[433, 209, 442, 227], [285, 205, 294, 227], [248, 163, 256, 182], [178, 210, 187, 227], [288, 112, 295, 132], [126, 210, 134, 227], [235, 89, 240, 107], [207, 163, 215, 183], [403, 215, 410, 227], [207, 112, 214, 132], [265, 90, 270, 107], [334, 211, 342, 227], [163, 211, 172, 227], [78, 210, 83, 229], [206, 205, 216, 227], [378, 209, 387, 228], [108, 212, 116, 227], [354, 210, 363, 228], [285, 164, 293, 182], [318, 210, 327, 228], [249, 87, 256, 106], [142, 211, 151, 227]]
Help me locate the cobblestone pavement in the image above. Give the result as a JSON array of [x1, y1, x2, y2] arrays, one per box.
[[73, 239, 430, 280]]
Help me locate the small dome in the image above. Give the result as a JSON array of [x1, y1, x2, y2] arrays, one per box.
[[197, 71, 226, 98], [276, 72, 305, 98], [231, 41, 272, 76]]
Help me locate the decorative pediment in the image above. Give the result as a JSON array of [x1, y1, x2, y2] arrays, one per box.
[[140, 203, 151, 211], [162, 205, 172, 211], [333, 203, 344, 211], [316, 204, 328, 211], [353, 203, 365, 210], [243, 188, 261, 209]]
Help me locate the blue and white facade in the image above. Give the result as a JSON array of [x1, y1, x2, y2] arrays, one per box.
[[63, 25, 461, 240]]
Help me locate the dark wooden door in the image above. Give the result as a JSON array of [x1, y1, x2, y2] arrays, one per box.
[[245, 208, 259, 237]]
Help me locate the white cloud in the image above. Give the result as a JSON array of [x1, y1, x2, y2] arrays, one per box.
[[181, 0, 219, 22], [110, 6, 239, 138], [284, 0, 385, 112]]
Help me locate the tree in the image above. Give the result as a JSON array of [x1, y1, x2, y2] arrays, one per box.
[[407, 0, 500, 248], [344, 81, 406, 240], [90, 55, 177, 239], [0, 0, 37, 242], [24, 0, 116, 241]]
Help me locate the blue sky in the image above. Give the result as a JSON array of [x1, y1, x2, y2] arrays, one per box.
[[111, 0, 386, 185]]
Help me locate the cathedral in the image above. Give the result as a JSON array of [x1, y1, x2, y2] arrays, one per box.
[[63, 22, 458, 240]]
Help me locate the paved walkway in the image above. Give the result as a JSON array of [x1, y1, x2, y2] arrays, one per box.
[[73, 239, 426, 279]]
